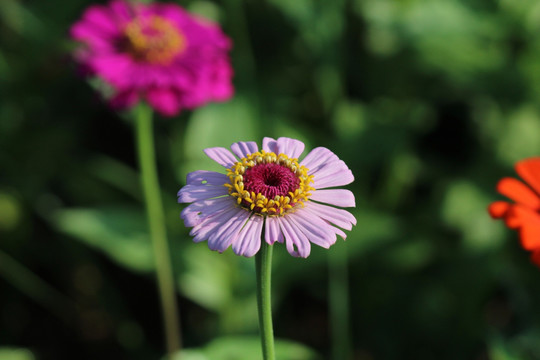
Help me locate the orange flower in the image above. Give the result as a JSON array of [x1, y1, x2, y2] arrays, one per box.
[[488, 158, 540, 266]]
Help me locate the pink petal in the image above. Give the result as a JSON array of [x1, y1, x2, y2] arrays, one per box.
[[230, 141, 258, 159], [90, 54, 133, 87], [208, 210, 250, 252], [312, 161, 354, 189], [262, 137, 277, 153], [186, 170, 228, 186], [304, 202, 357, 230], [109, 89, 139, 110], [311, 160, 348, 178], [108, 0, 134, 22], [275, 137, 305, 159], [204, 147, 238, 168], [332, 226, 347, 240], [314, 169, 354, 189], [287, 210, 336, 249], [190, 206, 238, 243], [265, 217, 283, 245], [71, 0, 235, 114], [262, 137, 305, 159], [145, 88, 182, 117], [70, 22, 115, 49], [181, 196, 233, 227], [279, 216, 311, 258], [310, 189, 355, 208], [81, 5, 119, 35], [232, 216, 264, 257], [301, 147, 339, 172], [177, 184, 228, 202]]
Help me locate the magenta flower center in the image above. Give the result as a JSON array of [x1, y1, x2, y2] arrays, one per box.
[[225, 150, 315, 216], [123, 16, 186, 64], [243, 163, 300, 199]]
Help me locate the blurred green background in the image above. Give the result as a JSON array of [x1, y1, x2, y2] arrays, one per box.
[[3, 0, 540, 359]]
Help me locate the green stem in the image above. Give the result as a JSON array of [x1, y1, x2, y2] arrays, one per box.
[[135, 104, 181, 357], [329, 243, 351, 360], [256, 239, 275, 360]]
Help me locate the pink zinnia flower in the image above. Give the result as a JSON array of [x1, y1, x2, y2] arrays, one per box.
[[178, 137, 357, 257], [70, 0, 233, 116]]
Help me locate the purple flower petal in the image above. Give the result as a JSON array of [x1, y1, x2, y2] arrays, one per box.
[[177, 137, 356, 257], [181, 196, 233, 227], [230, 141, 258, 159], [186, 170, 228, 186], [232, 215, 264, 257], [189, 206, 238, 243], [177, 184, 228, 202], [262, 137, 305, 159], [304, 201, 357, 230], [208, 210, 250, 252], [276, 137, 305, 159], [301, 147, 339, 172], [332, 225, 347, 240], [265, 217, 284, 245], [262, 137, 277, 153], [279, 216, 311, 258], [204, 147, 238, 168], [287, 210, 336, 249], [313, 166, 354, 189], [310, 189, 355, 208]]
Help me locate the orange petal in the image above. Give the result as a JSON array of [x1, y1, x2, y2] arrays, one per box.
[[496, 177, 540, 209], [512, 205, 540, 250], [516, 157, 540, 196], [488, 201, 510, 219], [530, 250, 540, 268], [504, 208, 522, 229], [519, 225, 540, 250]]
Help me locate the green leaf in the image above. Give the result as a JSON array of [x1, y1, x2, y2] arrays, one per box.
[[497, 105, 540, 165], [0, 348, 35, 360], [179, 245, 259, 332], [178, 245, 235, 311], [170, 336, 321, 360], [442, 180, 504, 252], [52, 207, 154, 272]]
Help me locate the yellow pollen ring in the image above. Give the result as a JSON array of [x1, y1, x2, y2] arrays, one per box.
[[124, 15, 186, 64], [224, 150, 315, 216]]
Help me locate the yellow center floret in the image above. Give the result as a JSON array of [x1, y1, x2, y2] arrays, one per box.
[[124, 15, 186, 65], [224, 150, 315, 216]]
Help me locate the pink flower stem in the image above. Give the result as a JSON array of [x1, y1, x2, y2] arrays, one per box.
[[135, 103, 181, 357], [255, 238, 275, 360]]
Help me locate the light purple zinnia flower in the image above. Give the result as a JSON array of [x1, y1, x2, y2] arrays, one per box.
[[178, 137, 356, 258], [70, 0, 233, 116]]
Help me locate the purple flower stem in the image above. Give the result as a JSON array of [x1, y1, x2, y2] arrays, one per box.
[[135, 103, 181, 357], [255, 237, 275, 360]]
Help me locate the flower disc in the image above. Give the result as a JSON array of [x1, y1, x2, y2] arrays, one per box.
[[225, 150, 314, 215]]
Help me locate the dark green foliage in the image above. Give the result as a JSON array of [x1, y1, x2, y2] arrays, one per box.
[[2, 0, 540, 359]]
